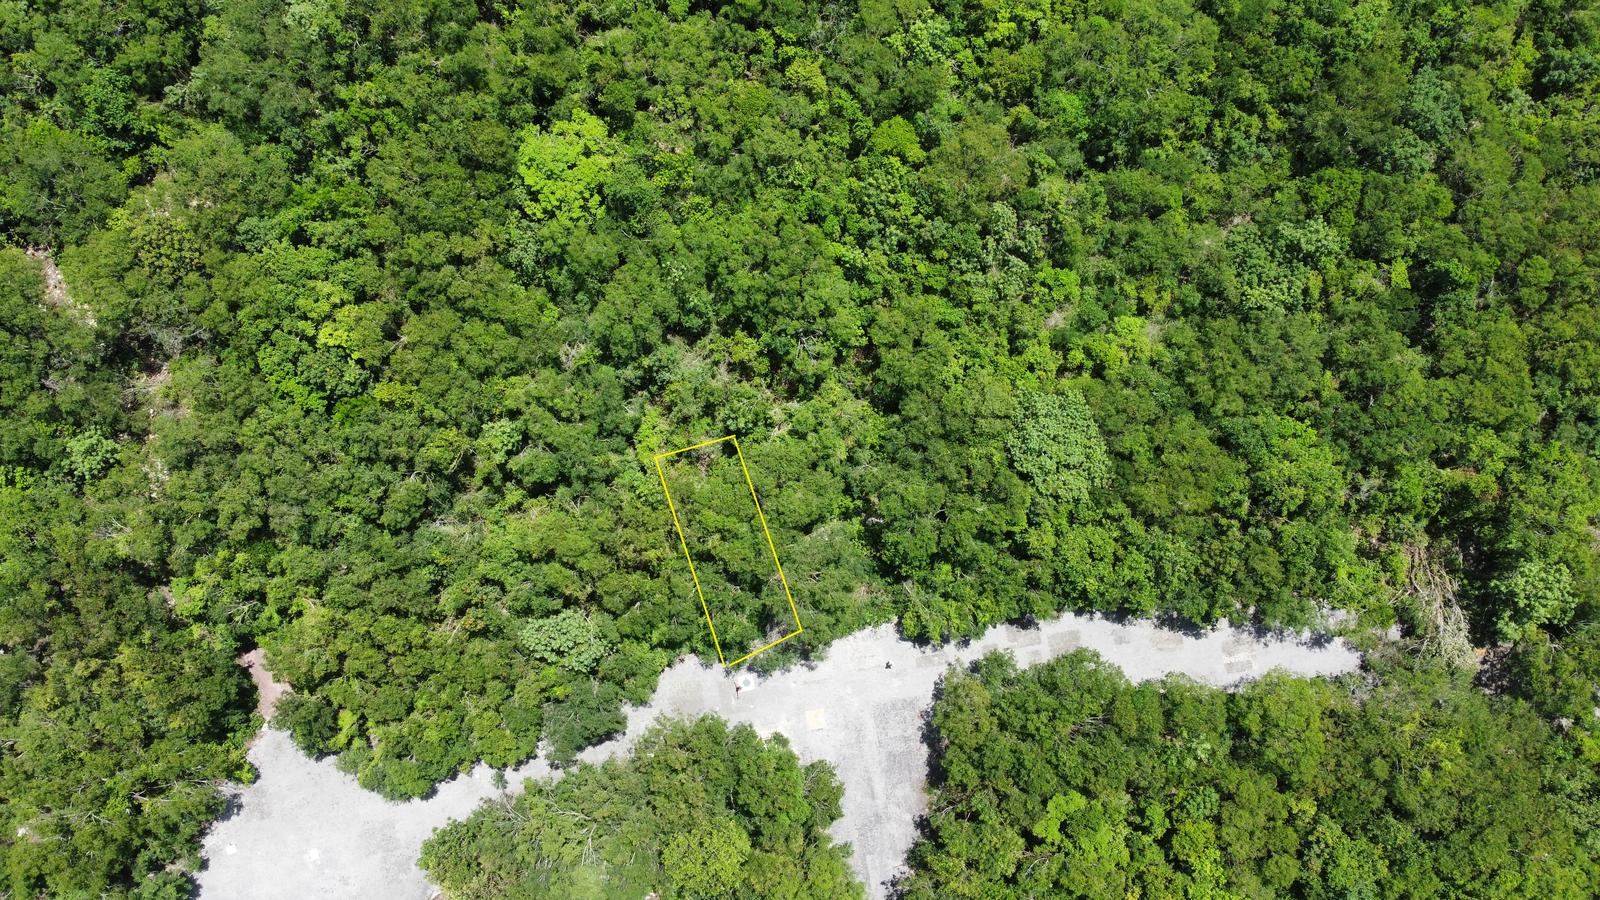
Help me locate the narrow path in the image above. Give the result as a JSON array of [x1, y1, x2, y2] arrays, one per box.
[[197, 613, 1360, 899], [24, 248, 96, 326]]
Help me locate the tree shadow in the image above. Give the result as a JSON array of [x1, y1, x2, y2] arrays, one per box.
[[884, 663, 970, 898]]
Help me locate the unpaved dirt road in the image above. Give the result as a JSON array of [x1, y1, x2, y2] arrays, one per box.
[[197, 612, 1360, 899]]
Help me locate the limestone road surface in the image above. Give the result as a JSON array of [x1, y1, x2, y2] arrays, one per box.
[[197, 611, 1361, 899]]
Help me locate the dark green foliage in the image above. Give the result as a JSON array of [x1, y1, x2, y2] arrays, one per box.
[[905, 650, 1599, 897], [0, 475, 253, 897], [0, 117, 128, 246], [0, 247, 255, 896], [419, 716, 862, 899]]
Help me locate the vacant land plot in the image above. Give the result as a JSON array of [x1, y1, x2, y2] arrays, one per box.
[[653, 436, 804, 666]]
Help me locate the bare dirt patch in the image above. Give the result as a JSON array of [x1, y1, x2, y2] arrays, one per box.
[[238, 648, 292, 722], [24, 248, 95, 327]]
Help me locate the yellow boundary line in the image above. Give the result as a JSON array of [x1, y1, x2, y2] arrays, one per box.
[[653, 435, 804, 668]]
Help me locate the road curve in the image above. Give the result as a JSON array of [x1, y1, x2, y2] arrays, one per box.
[[197, 612, 1361, 899]]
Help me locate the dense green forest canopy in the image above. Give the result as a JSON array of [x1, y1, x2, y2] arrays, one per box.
[[419, 716, 862, 899], [2, 0, 1599, 894], [905, 650, 1599, 897]]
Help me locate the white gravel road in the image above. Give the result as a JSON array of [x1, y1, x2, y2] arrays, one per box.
[[197, 612, 1360, 899]]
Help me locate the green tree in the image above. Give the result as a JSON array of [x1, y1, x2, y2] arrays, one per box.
[[420, 716, 862, 900], [664, 818, 751, 897], [518, 609, 613, 672], [904, 650, 1598, 897], [1007, 389, 1110, 504], [1494, 559, 1579, 642], [517, 109, 619, 224], [5, 0, 1600, 887], [0, 117, 126, 245]]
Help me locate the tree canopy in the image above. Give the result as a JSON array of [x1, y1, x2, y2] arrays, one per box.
[[418, 716, 862, 900], [904, 650, 1599, 898], [2, 0, 1598, 893]]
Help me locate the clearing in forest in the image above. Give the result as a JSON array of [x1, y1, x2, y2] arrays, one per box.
[[653, 435, 804, 667]]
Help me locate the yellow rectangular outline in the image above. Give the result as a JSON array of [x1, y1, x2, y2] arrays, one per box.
[[652, 435, 803, 668]]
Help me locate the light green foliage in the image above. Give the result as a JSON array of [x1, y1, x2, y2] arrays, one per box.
[[1509, 623, 1600, 765], [1228, 415, 1343, 519], [1494, 558, 1578, 642], [63, 428, 117, 481], [1007, 390, 1110, 504], [516, 109, 618, 224], [517, 609, 611, 672], [1227, 219, 1345, 310], [865, 116, 925, 164]]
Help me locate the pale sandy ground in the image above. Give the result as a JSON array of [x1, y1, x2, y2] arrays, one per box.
[[238, 648, 290, 724], [197, 612, 1360, 899]]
